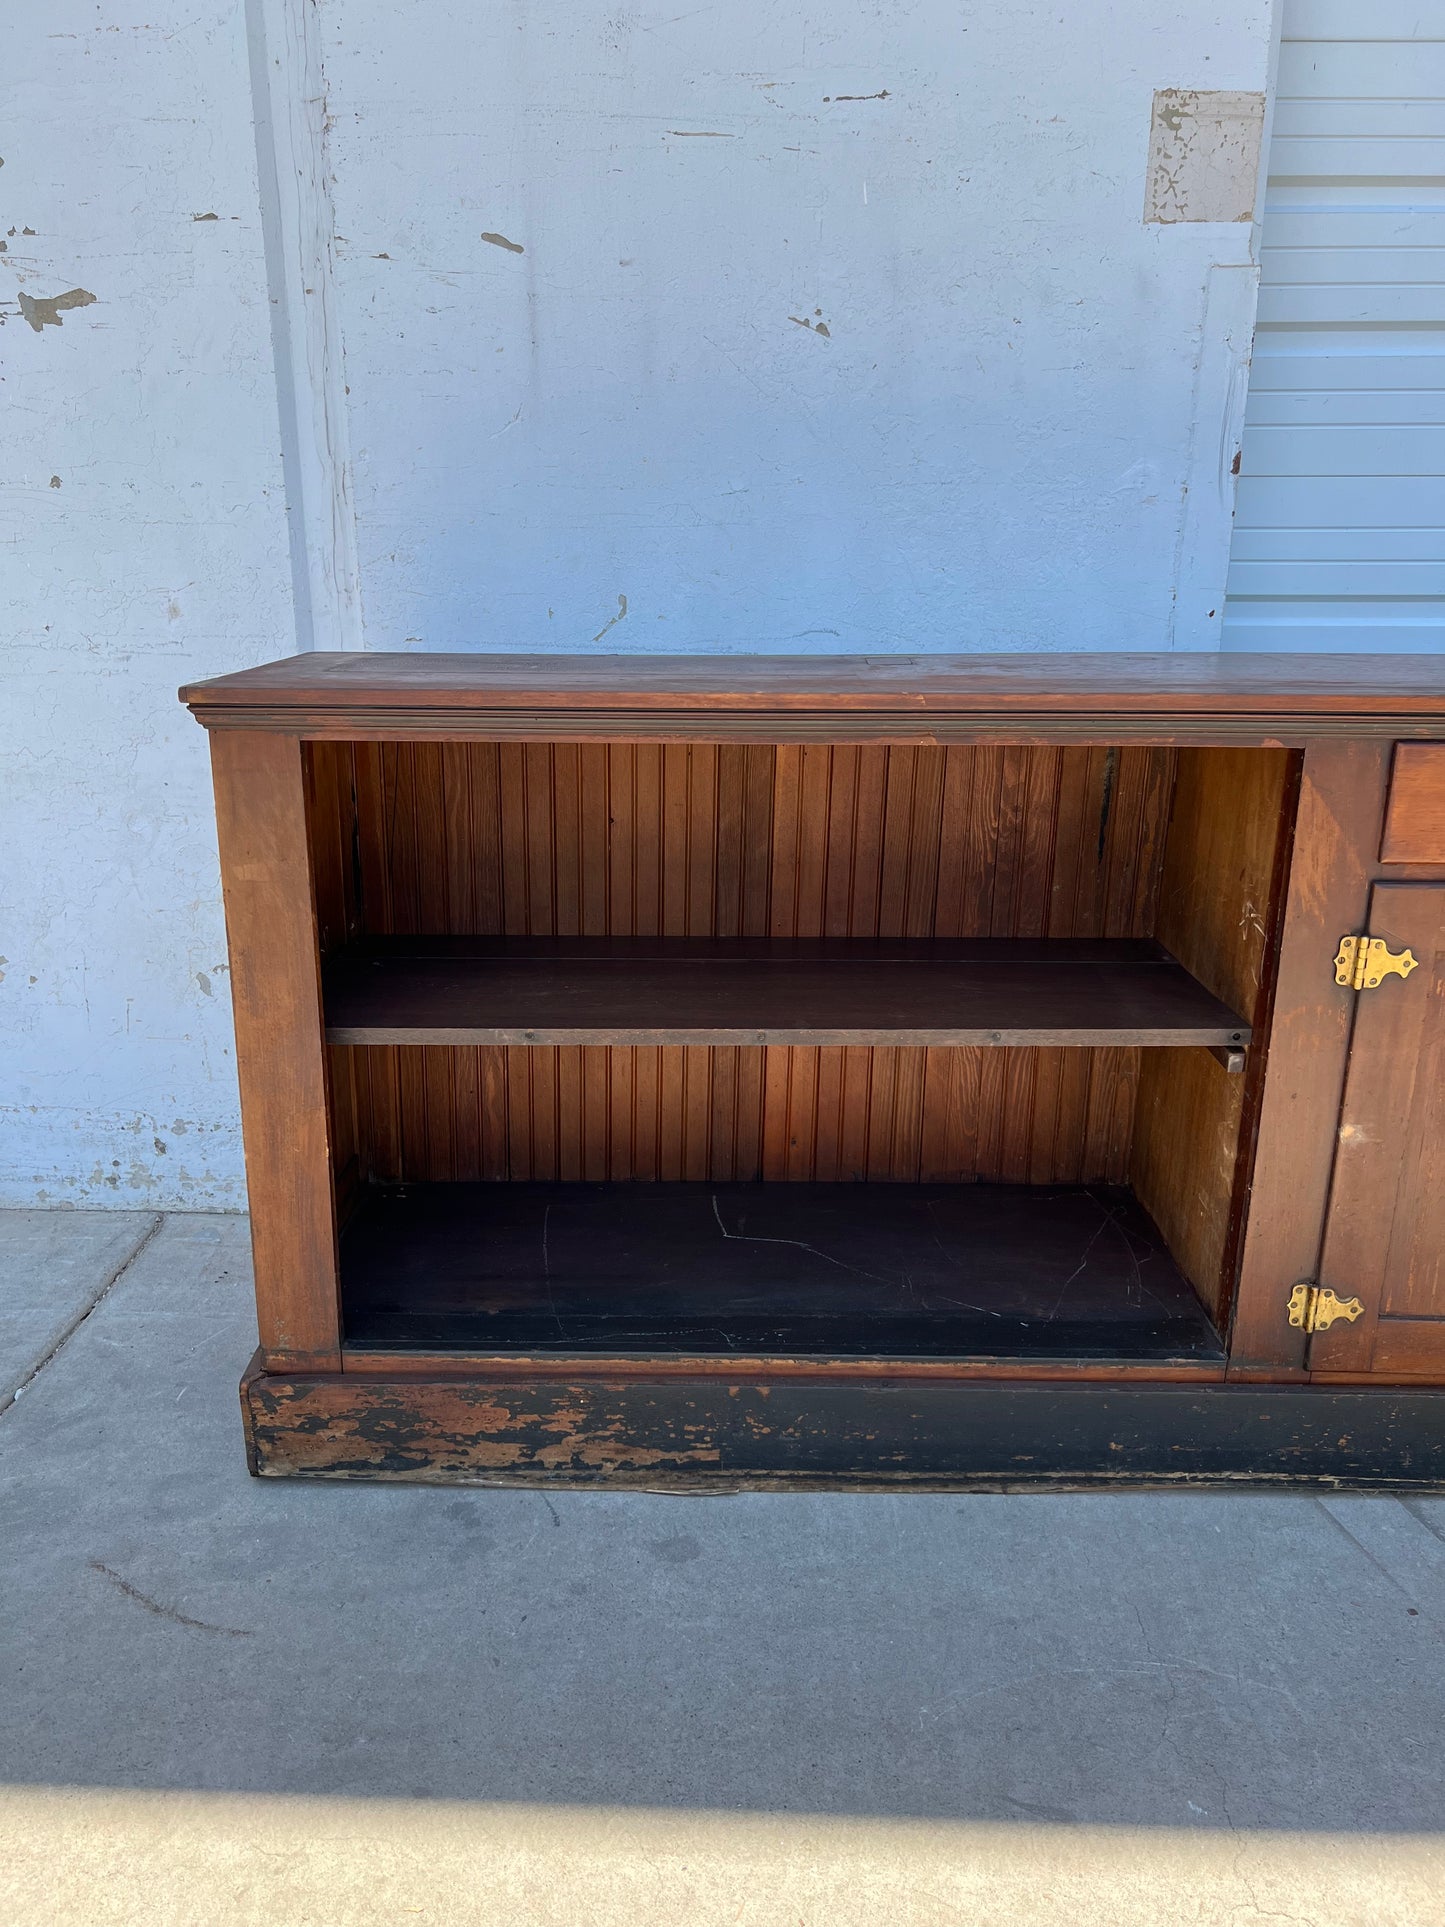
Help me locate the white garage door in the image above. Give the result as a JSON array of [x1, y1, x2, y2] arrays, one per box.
[[1222, 0, 1445, 652]]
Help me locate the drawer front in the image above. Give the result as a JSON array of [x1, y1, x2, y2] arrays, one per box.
[[1381, 745, 1445, 864]]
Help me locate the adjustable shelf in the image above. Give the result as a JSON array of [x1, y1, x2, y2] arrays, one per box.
[[323, 935, 1251, 1052]]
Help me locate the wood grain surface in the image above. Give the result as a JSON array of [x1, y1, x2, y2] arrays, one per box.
[[1312, 883, 1445, 1378], [184, 651, 1445, 737], [211, 733, 342, 1370], [1381, 744, 1445, 863], [1226, 738, 1392, 1376], [313, 741, 1176, 1185], [1130, 749, 1296, 1324], [321, 936, 1249, 1048]]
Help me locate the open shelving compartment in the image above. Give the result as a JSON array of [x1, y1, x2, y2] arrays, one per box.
[[304, 738, 1298, 1376]]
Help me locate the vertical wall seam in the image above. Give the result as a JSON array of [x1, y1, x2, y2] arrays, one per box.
[[245, 0, 364, 652]]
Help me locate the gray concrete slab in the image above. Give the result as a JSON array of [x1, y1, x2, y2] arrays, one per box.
[[1, 1209, 1443, 1924], [0, 1208, 159, 1409]]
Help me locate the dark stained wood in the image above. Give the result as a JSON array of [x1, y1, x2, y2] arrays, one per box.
[[339, 1180, 1223, 1363], [1130, 749, 1295, 1325], [240, 1352, 1445, 1490], [322, 936, 1250, 1049], [1227, 739, 1392, 1376], [302, 740, 361, 957], [210, 732, 342, 1371], [1311, 883, 1445, 1380], [1381, 744, 1445, 863], [185, 653, 1445, 747]]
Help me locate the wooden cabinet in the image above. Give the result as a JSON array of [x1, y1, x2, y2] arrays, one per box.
[[182, 655, 1445, 1490]]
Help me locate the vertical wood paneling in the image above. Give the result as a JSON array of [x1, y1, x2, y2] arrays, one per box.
[[303, 741, 358, 956], [313, 741, 1179, 1185], [1131, 748, 1296, 1326]]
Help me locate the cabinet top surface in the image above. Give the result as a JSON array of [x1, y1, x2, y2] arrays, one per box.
[[181, 650, 1445, 736]]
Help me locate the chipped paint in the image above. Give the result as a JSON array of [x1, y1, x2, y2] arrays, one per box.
[[242, 1365, 1445, 1489], [591, 593, 628, 643], [17, 287, 96, 331], [1144, 90, 1265, 225]]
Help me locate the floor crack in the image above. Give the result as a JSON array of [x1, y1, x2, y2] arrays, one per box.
[[0, 1212, 164, 1420], [87, 1559, 254, 1638], [1400, 1498, 1445, 1550]]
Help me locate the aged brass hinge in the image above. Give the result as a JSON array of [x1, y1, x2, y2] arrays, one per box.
[[1287, 1284, 1365, 1334], [1334, 935, 1419, 992]]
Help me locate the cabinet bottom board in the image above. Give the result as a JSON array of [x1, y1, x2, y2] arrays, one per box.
[[341, 1180, 1223, 1363]]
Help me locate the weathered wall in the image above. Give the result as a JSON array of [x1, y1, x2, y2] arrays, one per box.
[[2, 0, 1277, 1207], [312, 1, 1273, 656], [0, 1, 293, 1206]]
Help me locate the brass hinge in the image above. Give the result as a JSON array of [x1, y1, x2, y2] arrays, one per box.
[[1334, 935, 1419, 991], [1287, 1284, 1365, 1334]]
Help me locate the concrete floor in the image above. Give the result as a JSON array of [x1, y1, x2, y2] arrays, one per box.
[[1, 1210, 1442, 1925]]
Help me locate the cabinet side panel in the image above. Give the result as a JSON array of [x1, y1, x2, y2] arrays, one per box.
[[213, 733, 341, 1369], [1229, 739, 1391, 1374], [1130, 749, 1295, 1324]]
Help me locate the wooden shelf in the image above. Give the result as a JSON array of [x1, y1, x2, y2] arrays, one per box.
[[323, 936, 1250, 1050], [340, 1180, 1225, 1363]]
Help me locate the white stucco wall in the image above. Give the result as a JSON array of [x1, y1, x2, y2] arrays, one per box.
[[2, 0, 1277, 1207], [0, 1, 294, 1206], [318, 1, 1273, 656]]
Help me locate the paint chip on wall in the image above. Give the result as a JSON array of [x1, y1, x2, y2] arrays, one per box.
[[1144, 90, 1265, 224], [17, 287, 97, 331]]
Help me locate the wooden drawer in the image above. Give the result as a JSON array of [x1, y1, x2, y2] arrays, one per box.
[[1381, 745, 1445, 863]]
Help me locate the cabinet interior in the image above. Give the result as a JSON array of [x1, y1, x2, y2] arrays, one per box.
[[304, 740, 1299, 1365]]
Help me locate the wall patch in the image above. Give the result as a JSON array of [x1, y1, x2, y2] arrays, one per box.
[[1145, 90, 1264, 225]]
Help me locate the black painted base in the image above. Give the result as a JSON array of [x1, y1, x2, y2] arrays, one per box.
[[242, 1357, 1445, 1492]]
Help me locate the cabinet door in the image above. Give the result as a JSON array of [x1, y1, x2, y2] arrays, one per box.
[[1312, 884, 1445, 1378]]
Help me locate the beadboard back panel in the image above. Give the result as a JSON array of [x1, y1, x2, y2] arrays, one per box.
[[308, 741, 1175, 1185]]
